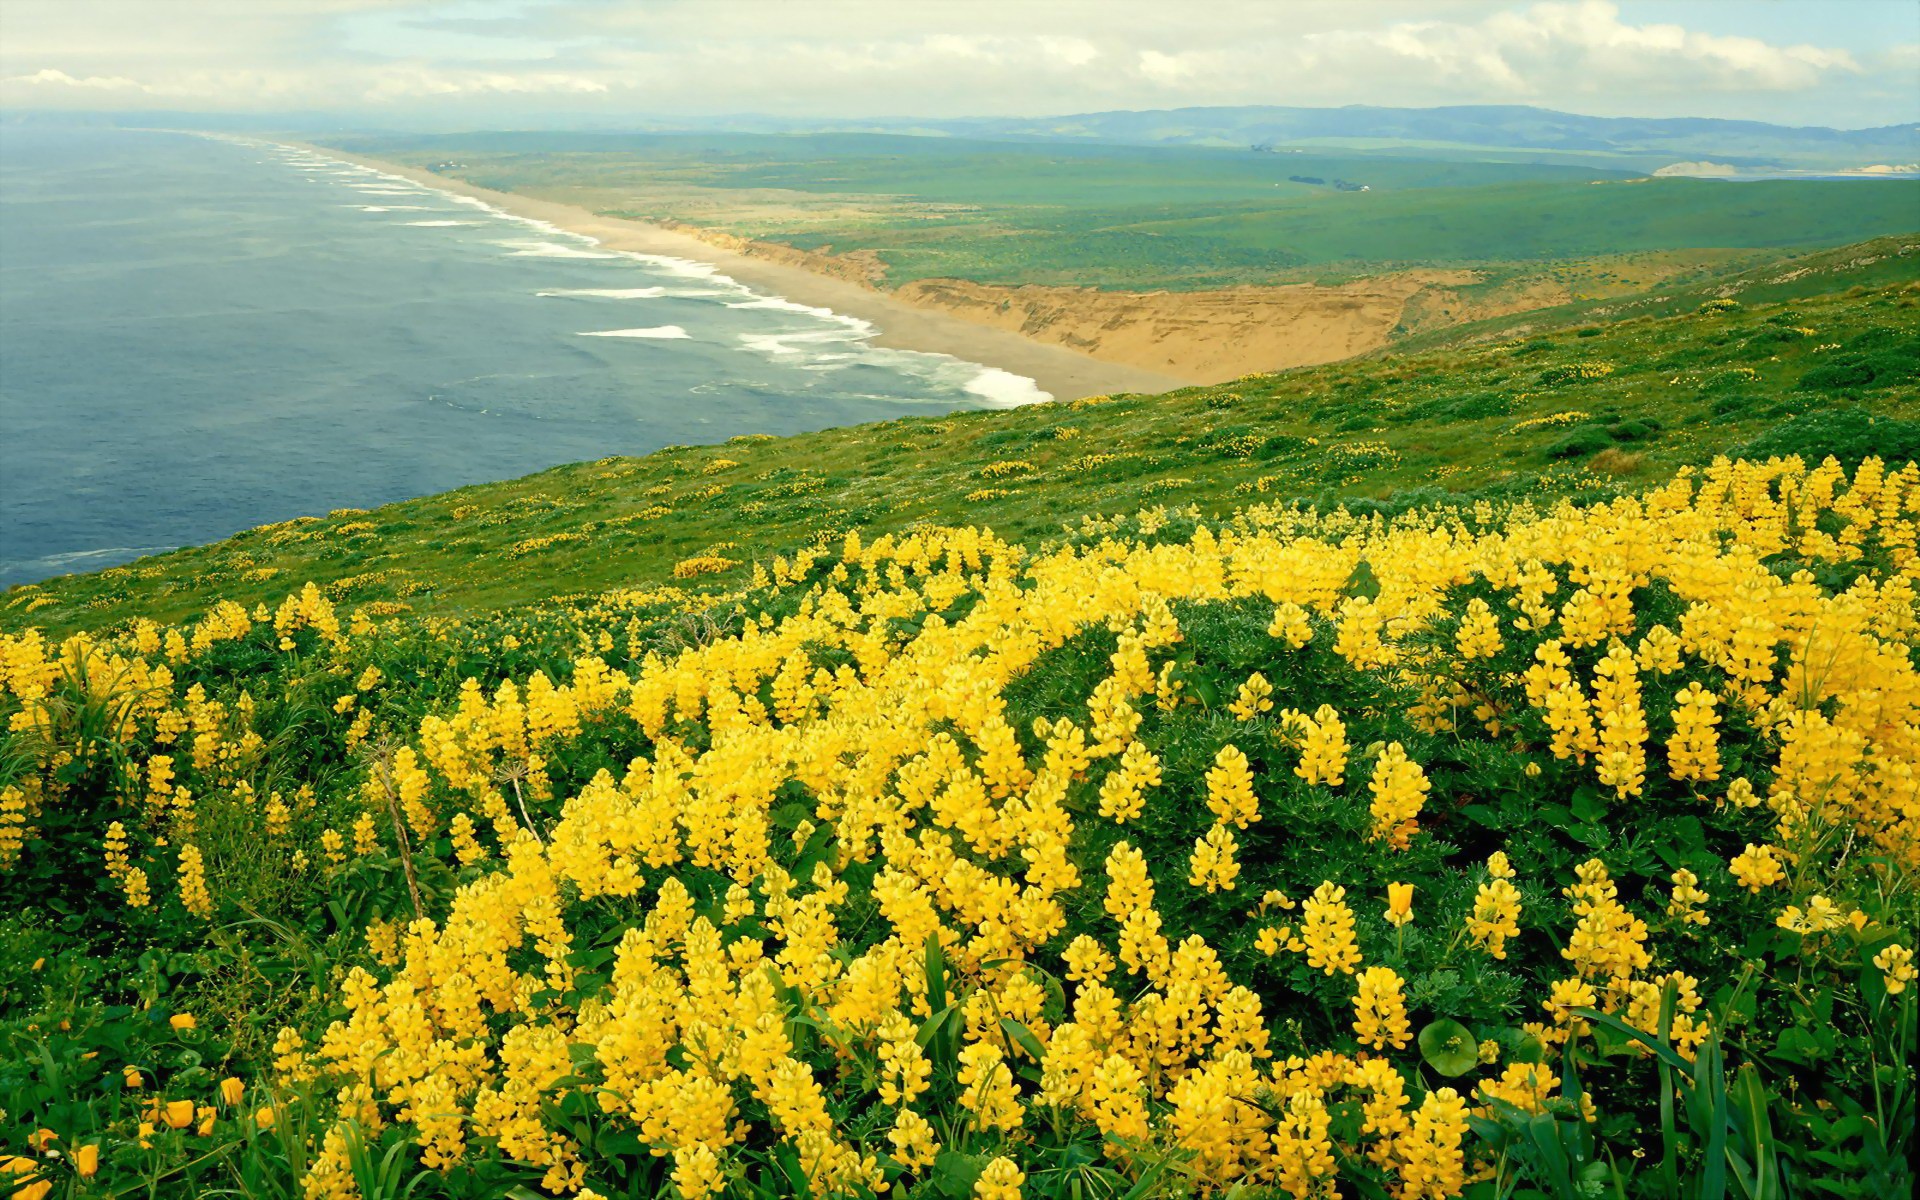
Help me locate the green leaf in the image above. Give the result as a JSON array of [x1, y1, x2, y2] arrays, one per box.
[[1418, 1018, 1479, 1077], [924, 932, 947, 1012], [1000, 1017, 1047, 1063], [1343, 558, 1382, 600], [1570, 786, 1607, 823], [1571, 1007, 1691, 1073], [930, 1149, 984, 1199]]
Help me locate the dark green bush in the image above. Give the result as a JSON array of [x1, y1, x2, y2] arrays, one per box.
[[1739, 409, 1920, 470], [1545, 427, 1614, 459]]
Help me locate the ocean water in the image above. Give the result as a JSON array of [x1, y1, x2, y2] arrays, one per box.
[[0, 127, 1048, 586]]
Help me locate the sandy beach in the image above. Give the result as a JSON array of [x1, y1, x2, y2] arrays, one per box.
[[285, 142, 1193, 403]]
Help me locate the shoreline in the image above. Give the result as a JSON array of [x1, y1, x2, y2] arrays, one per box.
[[282, 140, 1195, 403]]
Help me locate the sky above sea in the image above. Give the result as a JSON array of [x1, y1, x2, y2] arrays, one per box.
[[0, 126, 1045, 586]]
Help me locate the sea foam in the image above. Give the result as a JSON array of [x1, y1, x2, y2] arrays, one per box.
[[496, 239, 621, 259], [536, 287, 671, 299], [578, 326, 691, 339], [963, 367, 1054, 408]]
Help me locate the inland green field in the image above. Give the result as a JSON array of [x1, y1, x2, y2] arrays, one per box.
[[328, 131, 1920, 294], [3, 227, 1918, 1200]]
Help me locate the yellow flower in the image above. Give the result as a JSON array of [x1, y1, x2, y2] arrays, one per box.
[[1384, 882, 1414, 928], [1289, 704, 1350, 787], [1353, 966, 1412, 1050], [956, 1042, 1023, 1132], [1467, 874, 1522, 960], [1227, 673, 1275, 720], [170, 1012, 197, 1031], [177, 844, 212, 919], [1455, 597, 1504, 659], [1294, 881, 1362, 976], [164, 1099, 195, 1129], [1366, 743, 1429, 849], [3, 1157, 50, 1200], [1187, 823, 1241, 893], [1729, 844, 1786, 893], [975, 1156, 1025, 1200], [1874, 944, 1915, 995], [1203, 744, 1259, 828], [1665, 868, 1710, 927], [220, 1077, 245, 1106], [75, 1144, 100, 1178]]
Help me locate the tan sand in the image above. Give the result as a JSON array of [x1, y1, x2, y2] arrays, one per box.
[[893, 273, 1497, 383], [286, 142, 1192, 402]]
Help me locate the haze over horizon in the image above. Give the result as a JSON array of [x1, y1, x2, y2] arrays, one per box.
[[2, 0, 1916, 131]]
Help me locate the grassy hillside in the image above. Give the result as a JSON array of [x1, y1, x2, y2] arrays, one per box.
[[10, 255, 1916, 640], [325, 132, 1920, 292], [1, 363, 1917, 1194]]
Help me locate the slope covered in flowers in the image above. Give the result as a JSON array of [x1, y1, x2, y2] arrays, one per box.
[[2, 455, 1916, 1198]]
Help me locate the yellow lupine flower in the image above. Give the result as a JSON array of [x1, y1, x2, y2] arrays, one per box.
[[1874, 944, 1915, 994], [1366, 742, 1429, 849], [1203, 744, 1259, 828], [1187, 823, 1241, 893], [1730, 843, 1787, 892], [975, 1156, 1025, 1200], [1226, 672, 1274, 720], [1353, 966, 1413, 1050], [1293, 882, 1362, 975]]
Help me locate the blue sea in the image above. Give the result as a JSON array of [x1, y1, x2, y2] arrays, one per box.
[[0, 127, 1047, 586]]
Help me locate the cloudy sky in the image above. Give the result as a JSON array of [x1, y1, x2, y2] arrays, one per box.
[[2, 0, 1915, 128]]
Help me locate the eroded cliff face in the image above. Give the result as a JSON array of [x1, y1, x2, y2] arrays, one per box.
[[892, 276, 1469, 382], [652, 221, 1571, 383], [653, 220, 892, 289]]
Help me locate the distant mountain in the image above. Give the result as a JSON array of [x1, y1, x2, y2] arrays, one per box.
[[10, 102, 1914, 173], [655, 104, 1911, 173]]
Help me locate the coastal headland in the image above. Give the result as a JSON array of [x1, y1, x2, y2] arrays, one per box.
[[287, 141, 1193, 402]]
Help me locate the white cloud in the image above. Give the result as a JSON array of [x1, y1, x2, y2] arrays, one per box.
[[0, 0, 1909, 125], [7, 67, 149, 92], [362, 67, 609, 100]]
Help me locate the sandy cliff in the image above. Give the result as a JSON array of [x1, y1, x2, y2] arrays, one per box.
[[651, 225, 1561, 384]]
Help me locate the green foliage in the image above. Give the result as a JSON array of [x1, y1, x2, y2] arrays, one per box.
[[1545, 427, 1614, 459], [1739, 409, 1920, 470]]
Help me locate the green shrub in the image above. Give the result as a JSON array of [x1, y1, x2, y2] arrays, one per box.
[[1545, 427, 1614, 459], [1738, 410, 1920, 469], [1608, 418, 1661, 442]]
